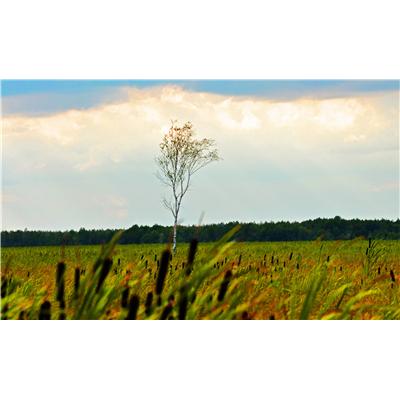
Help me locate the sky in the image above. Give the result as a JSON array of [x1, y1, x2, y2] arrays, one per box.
[[1, 80, 399, 231]]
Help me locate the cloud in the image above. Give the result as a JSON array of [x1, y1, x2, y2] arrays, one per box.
[[2, 85, 399, 229], [3, 80, 397, 115], [1, 85, 129, 116]]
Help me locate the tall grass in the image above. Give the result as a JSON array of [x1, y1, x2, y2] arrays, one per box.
[[1, 229, 399, 320]]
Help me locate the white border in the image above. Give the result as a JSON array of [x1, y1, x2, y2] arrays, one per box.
[[1, 322, 399, 400], [1, 0, 399, 78], [1, 1, 399, 400]]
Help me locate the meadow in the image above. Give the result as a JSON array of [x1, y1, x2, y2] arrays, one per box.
[[1, 228, 399, 320]]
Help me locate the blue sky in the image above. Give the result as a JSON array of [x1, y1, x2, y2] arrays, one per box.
[[2, 80, 399, 230], [2, 80, 398, 115], [3, 79, 397, 97]]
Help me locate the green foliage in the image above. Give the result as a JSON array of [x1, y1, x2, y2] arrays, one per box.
[[2, 217, 399, 247], [299, 265, 327, 320], [363, 239, 383, 277]]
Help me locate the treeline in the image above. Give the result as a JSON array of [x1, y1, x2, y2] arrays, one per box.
[[1, 217, 399, 247]]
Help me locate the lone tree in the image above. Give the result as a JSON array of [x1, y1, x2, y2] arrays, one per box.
[[156, 120, 220, 252]]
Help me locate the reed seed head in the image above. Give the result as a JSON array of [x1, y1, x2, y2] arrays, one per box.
[[160, 303, 173, 320], [74, 268, 80, 297], [178, 294, 188, 320], [217, 270, 233, 302], [39, 300, 51, 320], [121, 287, 130, 308], [187, 238, 198, 266], [126, 295, 140, 320], [56, 261, 66, 308], [145, 292, 153, 316], [96, 257, 113, 293], [156, 249, 170, 296]]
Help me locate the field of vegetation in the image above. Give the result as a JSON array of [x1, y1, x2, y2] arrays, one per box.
[[1, 228, 399, 320]]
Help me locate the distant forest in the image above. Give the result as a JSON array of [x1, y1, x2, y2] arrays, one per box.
[[1, 217, 399, 247]]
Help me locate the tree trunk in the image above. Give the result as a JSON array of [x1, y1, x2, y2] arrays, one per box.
[[172, 219, 177, 254]]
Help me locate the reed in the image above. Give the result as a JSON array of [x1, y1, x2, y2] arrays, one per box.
[[56, 262, 66, 309], [156, 249, 170, 299], [186, 238, 198, 275], [160, 303, 173, 320], [38, 301, 51, 320], [145, 292, 153, 316], [178, 288, 188, 320], [96, 257, 113, 293], [121, 287, 130, 308], [1, 278, 8, 298], [126, 295, 140, 320], [74, 268, 80, 298], [218, 270, 233, 302], [2, 228, 398, 320], [187, 239, 198, 264]]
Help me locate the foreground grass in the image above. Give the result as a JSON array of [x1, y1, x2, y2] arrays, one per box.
[[1, 230, 399, 320]]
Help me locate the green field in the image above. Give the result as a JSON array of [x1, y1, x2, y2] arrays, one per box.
[[1, 231, 399, 320]]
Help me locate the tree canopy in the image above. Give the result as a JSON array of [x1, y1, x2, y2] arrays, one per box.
[[2, 217, 399, 247]]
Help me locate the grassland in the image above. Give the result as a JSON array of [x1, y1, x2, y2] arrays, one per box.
[[1, 229, 399, 320]]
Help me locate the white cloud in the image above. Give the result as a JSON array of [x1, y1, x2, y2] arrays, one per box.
[[2, 85, 398, 229], [3, 86, 395, 160]]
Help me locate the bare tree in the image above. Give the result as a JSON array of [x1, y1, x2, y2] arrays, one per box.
[[156, 120, 220, 252]]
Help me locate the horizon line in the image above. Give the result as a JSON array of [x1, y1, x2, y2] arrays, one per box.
[[2, 216, 399, 233]]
